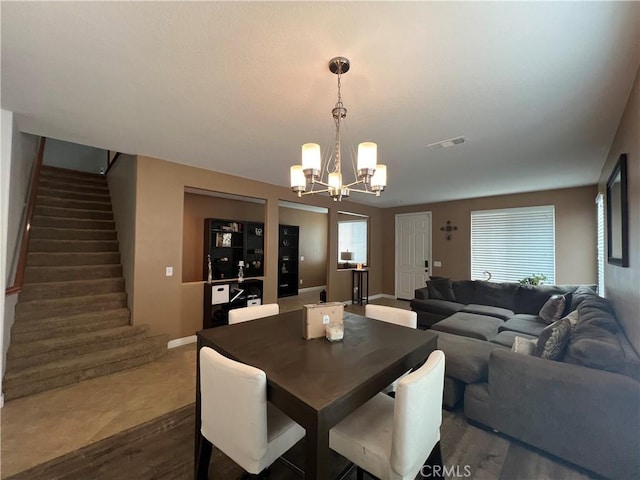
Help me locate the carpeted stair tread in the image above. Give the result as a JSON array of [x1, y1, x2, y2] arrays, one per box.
[[40, 165, 108, 185], [11, 307, 131, 337], [20, 277, 125, 301], [24, 264, 122, 283], [35, 205, 114, 220], [29, 227, 118, 244], [28, 238, 119, 252], [3, 336, 167, 400], [31, 215, 115, 230], [27, 251, 121, 266], [15, 292, 127, 321], [7, 326, 151, 370], [37, 186, 111, 202], [8, 324, 149, 359], [37, 195, 112, 211], [38, 178, 110, 194]]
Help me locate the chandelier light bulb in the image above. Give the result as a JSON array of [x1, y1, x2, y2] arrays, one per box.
[[357, 142, 377, 177], [371, 164, 387, 193], [301, 143, 321, 177], [328, 171, 343, 190], [290, 165, 306, 194]]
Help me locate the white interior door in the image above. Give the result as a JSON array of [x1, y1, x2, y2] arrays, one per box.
[[395, 212, 432, 299]]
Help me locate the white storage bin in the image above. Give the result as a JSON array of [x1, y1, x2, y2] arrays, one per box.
[[211, 284, 230, 304], [247, 298, 262, 306]]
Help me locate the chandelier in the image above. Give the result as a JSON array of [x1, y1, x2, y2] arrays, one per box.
[[289, 57, 387, 202]]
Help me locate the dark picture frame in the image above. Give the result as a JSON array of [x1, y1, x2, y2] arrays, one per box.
[[606, 153, 629, 267]]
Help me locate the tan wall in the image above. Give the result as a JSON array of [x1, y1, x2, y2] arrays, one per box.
[[182, 193, 265, 283], [382, 186, 598, 294], [107, 154, 137, 312], [131, 155, 383, 339], [279, 206, 328, 288], [598, 66, 640, 354]]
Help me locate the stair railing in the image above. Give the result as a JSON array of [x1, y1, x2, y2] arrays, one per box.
[[104, 151, 121, 175], [5, 137, 46, 296]]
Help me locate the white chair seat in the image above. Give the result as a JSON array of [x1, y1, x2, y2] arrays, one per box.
[[330, 393, 395, 479], [264, 403, 305, 469], [330, 350, 445, 480]]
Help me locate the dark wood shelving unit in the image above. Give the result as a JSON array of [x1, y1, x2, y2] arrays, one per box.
[[203, 218, 265, 327], [278, 224, 299, 298]]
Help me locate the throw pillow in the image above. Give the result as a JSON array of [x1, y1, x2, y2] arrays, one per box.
[[426, 278, 456, 302], [535, 317, 572, 360], [511, 336, 536, 355], [539, 293, 570, 324]]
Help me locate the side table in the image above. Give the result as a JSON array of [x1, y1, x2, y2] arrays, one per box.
[[351, 269, 369, 306]]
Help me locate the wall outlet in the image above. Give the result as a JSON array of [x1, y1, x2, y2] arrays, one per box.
[[300, 255, 304, 261], [299, 279, 303, 284], [433, 261, 442, 267], [165, 266, 173, 277]]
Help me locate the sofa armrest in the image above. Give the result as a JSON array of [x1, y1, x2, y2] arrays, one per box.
[[414, 286, 429, 300], [489, 349, 640, 478]]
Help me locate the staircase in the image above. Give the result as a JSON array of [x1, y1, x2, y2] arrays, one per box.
[[4, 166, 167, 401]]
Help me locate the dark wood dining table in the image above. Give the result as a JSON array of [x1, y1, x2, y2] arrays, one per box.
[[194, 309, 438, 480]]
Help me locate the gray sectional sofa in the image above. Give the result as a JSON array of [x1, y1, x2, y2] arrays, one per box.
[[410, 279, 640, 479]]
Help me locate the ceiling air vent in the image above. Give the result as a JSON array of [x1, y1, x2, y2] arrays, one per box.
[[427, 136, 466, 151]]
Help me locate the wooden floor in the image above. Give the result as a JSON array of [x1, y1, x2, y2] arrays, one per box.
[[5, 403, 603, 480]]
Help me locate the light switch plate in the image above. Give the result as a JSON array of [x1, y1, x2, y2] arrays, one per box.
[[433, 261, 442, 267], [165, 266, 173, 277], [300, 256, 304, 261]]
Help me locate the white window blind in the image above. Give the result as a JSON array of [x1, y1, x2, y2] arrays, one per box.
[[471, 205, 555, 284], [596, 193, 605, 295]]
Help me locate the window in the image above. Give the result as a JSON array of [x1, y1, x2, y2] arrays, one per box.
[[471, 205, 555, 284], [338, 217, 367, 268], [596, 193, 605, 295]]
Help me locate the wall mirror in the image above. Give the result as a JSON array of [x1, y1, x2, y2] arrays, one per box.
[[606, 153, 629, 267]]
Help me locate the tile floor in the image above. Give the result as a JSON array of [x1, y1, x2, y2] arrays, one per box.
[[1, 294, 407, 478]]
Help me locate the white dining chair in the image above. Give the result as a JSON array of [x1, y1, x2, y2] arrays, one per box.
[[228, 303, 279, 325], [365, 304, 418, 395], [329, 350, 445, 480], [365, 304, 417, 329], [196, 346, 305, 479]]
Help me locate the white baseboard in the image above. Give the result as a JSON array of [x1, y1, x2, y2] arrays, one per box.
[[298, 285, 326, 294], [167, 335, 197, 349]]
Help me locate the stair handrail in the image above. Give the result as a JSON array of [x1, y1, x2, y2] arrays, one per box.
[[5, 137, 47, 296], [104, 151, 121, 175]]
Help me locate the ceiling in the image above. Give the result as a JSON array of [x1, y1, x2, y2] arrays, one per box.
[[2, 2, 638, 207]]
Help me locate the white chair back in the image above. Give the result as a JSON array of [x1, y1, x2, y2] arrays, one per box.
[[199, 347, 268, 468], [228, 303, 279, 325], [365, 304, 417, 329], [390, 350, 445, 477]]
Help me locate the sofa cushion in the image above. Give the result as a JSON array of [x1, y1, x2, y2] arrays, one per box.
[[490, 330, 537, 348], [535, 317, 572, 360], [516, 284, 576, 315], [512, 336, 537, 355], [471, 281, 520, 311], [432, 312, 502, 341], [426, 278, 456, 301], [409, 298, 464, 317], [498, 314, 548, 336], [569, 285, 599, 311], [539, 293, 571, 324], [435, 331, 507, 384], [451, 280, 476, 305], [462, 304, 514, 321], [576, 298, 618, 333]]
